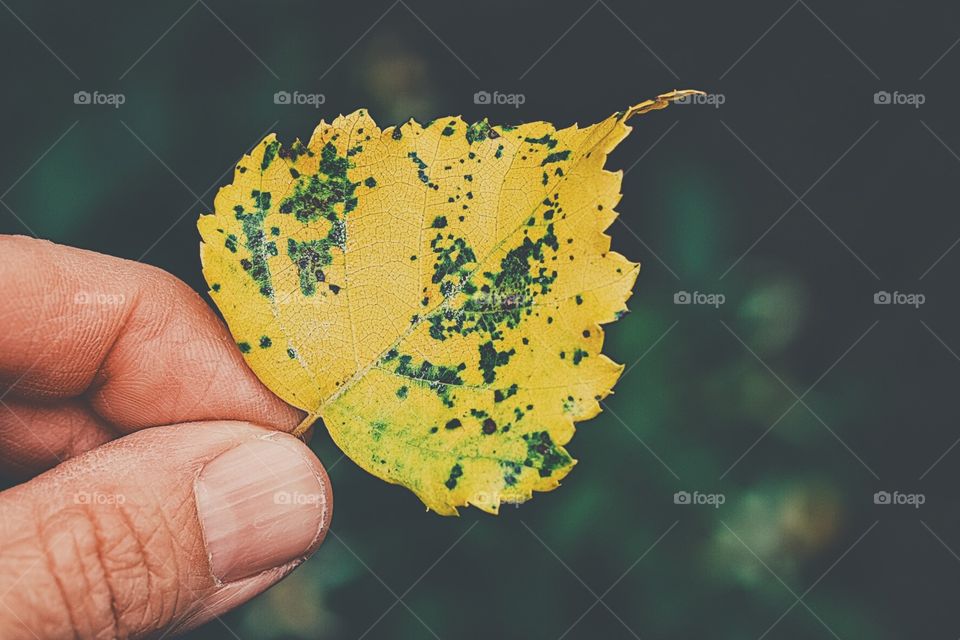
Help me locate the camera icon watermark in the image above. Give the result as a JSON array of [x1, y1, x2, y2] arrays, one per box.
[[674, 290, 725, 308], [73, 90, 125, 109], [873, 490, 924, 508], [873, 90, 925, 108], [473, 90, 526, 108], [873, 290, 925, 308], [273, 90, 326, 108], [675, 92, 725, 109], [673, 490, 725, 508]]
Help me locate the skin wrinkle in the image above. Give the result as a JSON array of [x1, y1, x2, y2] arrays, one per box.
[[84, 505, 125, 640], [161, 488, 207, 623], [82, 268, 144, 403], [37, 510, 89, 639], [22, 256, 73, 391], [163, 336, 233, 423], [90, 271, 210, 426], [52, 249, 127, 398], [1, 402, 65, 463], [109, 501, 155, 634], [145, 490, 195, 630], [0, 399, 117, 472], [141, 467, 207, 625], [0, 246, 111, 396]]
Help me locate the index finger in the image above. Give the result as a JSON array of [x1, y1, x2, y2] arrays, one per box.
[[0, 235, 302, 434]]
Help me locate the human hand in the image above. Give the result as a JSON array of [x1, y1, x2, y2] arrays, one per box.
[[0, 236, 332, 639]]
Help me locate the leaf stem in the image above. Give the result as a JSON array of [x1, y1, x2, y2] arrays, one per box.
[[625, 89, 705, 119], [293, 412, 318, 439]]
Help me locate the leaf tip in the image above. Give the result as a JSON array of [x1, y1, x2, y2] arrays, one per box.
[[624, 89, 706, 120]]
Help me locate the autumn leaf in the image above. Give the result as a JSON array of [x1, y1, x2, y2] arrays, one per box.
[[198, 90, 699, 515]]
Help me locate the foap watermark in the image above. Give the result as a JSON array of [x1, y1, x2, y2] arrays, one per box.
[[675, 91, 725, 109], [74, 90, 125, 109], [442, 291, 532, 324], [674, 290, 725, 308], [874, 490, 925, 509], [473, 90, 525, 108], [470, 490, 519, 510], [74, 491, 126, 505], [274, 90, 326, 108], [74, 291, 126, 306], [473, 290, 532, 311], [674, 490, 725, 508], [874, 290, 925, 308], [873, 90, 925, 108], [273, 490, 323, 506]]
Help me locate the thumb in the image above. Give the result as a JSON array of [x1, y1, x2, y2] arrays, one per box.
[[0, 421, 332, 639]]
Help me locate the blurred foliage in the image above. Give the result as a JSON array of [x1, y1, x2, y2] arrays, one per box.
[[4, 0, 960, 638]]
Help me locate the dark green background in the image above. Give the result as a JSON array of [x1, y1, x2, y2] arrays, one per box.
[[2, 1, 960, 637]]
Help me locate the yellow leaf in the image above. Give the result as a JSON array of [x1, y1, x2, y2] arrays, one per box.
[[198, 90, 700, 515]]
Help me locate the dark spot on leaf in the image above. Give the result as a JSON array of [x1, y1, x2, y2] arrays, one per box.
[[445, 463, 463, 489], [540, 150, 570, 166], [478, 341, 515, 384], [260, 140, 279, 171], [523, 431, 571, 477]]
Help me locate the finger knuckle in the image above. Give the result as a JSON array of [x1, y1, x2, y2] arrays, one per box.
[[38, 496, 186, 638], [138, 263, 202, 311]]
